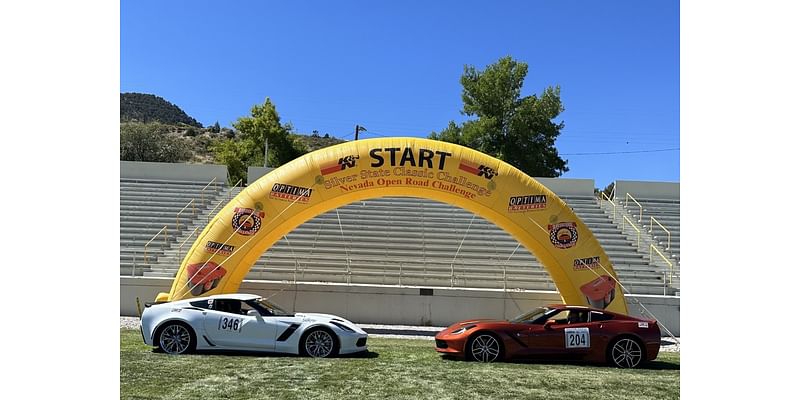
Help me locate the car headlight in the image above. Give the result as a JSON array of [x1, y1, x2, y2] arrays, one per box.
[[451, 324, 476, 335], [330, 321, 355, 332]]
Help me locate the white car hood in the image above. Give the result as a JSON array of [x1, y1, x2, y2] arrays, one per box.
[[294, 313, 365, 334]]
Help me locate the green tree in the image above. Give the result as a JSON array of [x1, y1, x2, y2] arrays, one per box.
[[430, 56, 568, 177], [213, 98, 307, 184], [211, 121, 221, 133], [120, 122, 191, 162]]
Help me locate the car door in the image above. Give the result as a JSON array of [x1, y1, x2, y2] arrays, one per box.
[[527, 309, 592, 358], [203, 300, 278, 350]]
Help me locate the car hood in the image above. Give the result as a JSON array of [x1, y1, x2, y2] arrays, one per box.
[[294, 313, 366, 334], [442, 319, 507, 331]]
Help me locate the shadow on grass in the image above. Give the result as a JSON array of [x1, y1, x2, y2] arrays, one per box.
[[438, 355, 679, 370], [153, 348, 380, 359]]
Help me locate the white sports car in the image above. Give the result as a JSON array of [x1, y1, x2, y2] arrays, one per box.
[[140, 293, 368, 357]]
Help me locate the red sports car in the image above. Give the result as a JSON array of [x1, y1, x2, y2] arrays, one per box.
[[434, 304, 661, 368]]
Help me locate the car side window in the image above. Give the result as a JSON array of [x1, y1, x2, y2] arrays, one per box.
[[213, 299, 245, 315], [189, 300, 212, 310], [589, 311, 614, 322]]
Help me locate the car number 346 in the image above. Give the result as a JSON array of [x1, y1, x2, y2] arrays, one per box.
[[218, 317, 243, 332], [564, 327, 590, 348]]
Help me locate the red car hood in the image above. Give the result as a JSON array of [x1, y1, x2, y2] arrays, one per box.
[[444, 319, 507, 330]]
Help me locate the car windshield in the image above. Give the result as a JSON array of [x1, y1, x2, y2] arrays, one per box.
[[509, 307, 550, 323], [250, 298, 294, 316]]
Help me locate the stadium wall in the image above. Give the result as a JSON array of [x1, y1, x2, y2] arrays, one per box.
[[615, 180, 679, 200], [121, 277, 680, 336], [121, 161, 228, 182]]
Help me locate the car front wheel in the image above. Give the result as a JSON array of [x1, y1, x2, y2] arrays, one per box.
[[157, 322, 195, 355], [468, 333, 502, 362], [608, 337, 644, 368], [302, 328, 338, 358]]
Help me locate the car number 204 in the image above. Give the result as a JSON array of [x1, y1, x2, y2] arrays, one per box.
[[564, 327, 590, 348], [218, 316, 243, 332]]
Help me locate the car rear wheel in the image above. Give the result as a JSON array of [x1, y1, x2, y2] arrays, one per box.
[[302, 328, 338, 358], [157, 322, 195, 355], [609, 337, 644, 368], [468, 333, 502, 362]]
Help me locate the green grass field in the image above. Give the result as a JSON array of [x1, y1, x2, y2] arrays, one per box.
[[121, 329, 679, 400]]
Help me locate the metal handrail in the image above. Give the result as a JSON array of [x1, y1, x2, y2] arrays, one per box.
[[176, 199, 196, 230], [650, 216, 671, 250], [207, 199, 225, 224], [625, 193, 643, 222], [622, 215, 641, 249], [230, 178, 243, 200], [650, 244, 674, 286], [177, 227, 200, 262], [601, 191, 616, 222], [200, 177, 218, 207], [143, 225, 168, 266]]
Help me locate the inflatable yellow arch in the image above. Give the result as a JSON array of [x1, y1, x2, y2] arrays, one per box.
[[159, 137, 628, 314]]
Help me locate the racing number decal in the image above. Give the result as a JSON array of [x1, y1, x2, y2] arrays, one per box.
[[218, 316, 243, 333], [564, 327, 590, 349]]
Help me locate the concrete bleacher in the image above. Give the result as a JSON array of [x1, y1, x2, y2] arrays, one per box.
[[245, 194, 672, 295], [614, 181, 679, 264], [122, 163, 678, 297], [120, 161, 230, 276]]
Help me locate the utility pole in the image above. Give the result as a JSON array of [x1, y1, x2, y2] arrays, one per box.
[[354, 125, 366, 141], [264, 137, 269, 168]]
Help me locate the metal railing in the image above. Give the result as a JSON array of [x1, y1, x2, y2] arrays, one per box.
[[601, 192, 617, 222], [650, 216, 671, 250], [622, 215, 641, 249], [650, 244, 675, 286], [177, 227, 200, 263], [207, 199, 225, 224], [625, 193, 643, 222], [176, 199, 196, 230], [229, 178, 243, 200], [200, 177, 218, 207], [142, 225, 169, 269]]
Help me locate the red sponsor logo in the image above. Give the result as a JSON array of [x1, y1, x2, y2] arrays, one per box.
[[458, 160, 497, 180], [186, 262, 227, 296], [320, 155, 359, 175]]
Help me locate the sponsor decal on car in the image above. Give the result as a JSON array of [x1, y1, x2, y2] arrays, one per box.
[[638, 322, 649, 328], [320, 155, 359, 175], [573, 256, 601, 270], [231, 207, 264, 236], [269, 183, 313, 203], [508, 194, 547, 212], [548, 222, 578, 249], [205, 241, 235, 256]]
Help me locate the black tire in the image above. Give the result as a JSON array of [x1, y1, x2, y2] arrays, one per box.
[[466, 332, 503, 363], [607, 336, 645, 368], [300, 328, 339, 358], [156, 322, 196, 355]]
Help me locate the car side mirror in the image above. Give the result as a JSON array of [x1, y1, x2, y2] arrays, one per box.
[[544, 320, 556, 330]]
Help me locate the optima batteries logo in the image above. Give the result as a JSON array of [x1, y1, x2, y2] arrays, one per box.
[[573, 256, 601, 270], [458, 160, 497, 180], [320, 155, 359, 175], [270, 183, 313, 203], [548, 222, 578, 249], [205, 241, 235, 256], [508, 194, 547, 212], [232, 207, 264, 236]]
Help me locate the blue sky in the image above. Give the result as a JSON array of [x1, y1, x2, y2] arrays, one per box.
[[121, 0, 679, 187]]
